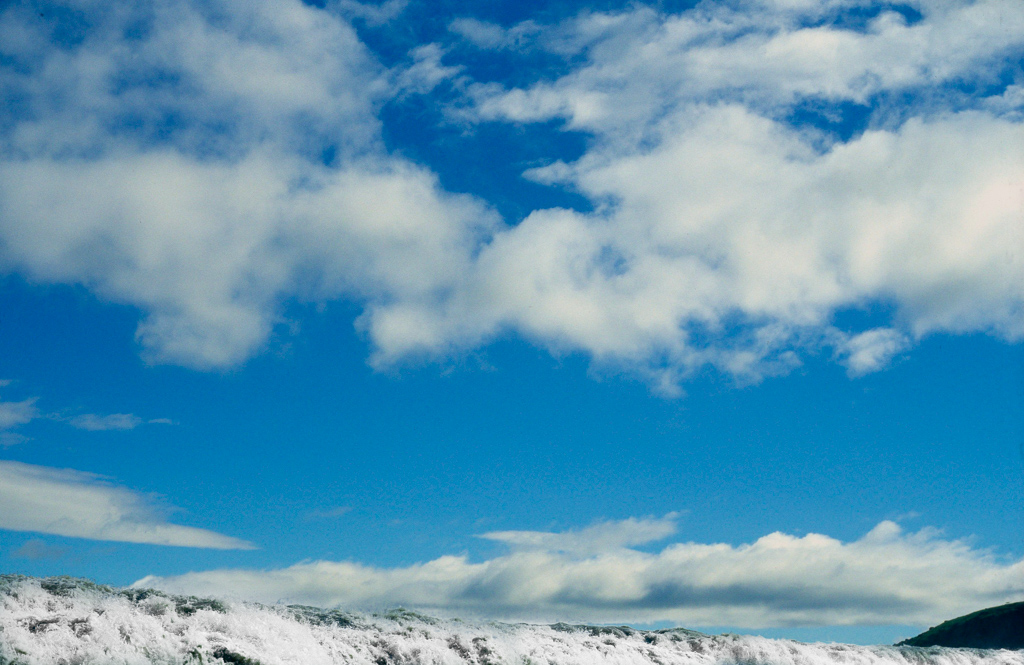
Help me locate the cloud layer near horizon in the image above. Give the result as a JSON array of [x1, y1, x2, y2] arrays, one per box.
[[137, 515, 1024, 628], [0, 460, 254, 549], [0, 0, 1021, 388]]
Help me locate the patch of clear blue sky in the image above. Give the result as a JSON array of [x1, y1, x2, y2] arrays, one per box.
[[0, 274, 1021, 575]]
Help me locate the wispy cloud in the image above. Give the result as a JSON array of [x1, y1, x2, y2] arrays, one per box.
[[62, 413, 176, 430], [303, 506, 353, 521], [449, 18, 540, 50], [0, 388, 39, 446], [480, 513, 680, 555], [0, 382, 171, 439], [68, 413, 144, 432], [336, 0, 409, 26], [0, 433, 29, 448], [839, 328, 909, 377], [11, 538, 68, 560], [0, 397, 38, 430], [138, 517, 1023, 628], [0, 460, 255, 550]]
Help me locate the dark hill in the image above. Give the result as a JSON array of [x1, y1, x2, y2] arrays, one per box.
[[897, 602, 1024, 649]]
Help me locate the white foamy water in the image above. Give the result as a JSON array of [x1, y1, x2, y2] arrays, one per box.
[[1, 576, 1020, 665]]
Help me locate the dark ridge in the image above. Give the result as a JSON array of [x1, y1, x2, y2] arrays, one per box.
[[211, 646, 263, 665], [897, 602, 1024, 650]]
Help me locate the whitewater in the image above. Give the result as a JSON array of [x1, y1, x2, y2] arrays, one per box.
[[1, 576, 1020, 665]]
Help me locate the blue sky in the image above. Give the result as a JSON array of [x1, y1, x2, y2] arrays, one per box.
[[0, 0, 1022, 645]]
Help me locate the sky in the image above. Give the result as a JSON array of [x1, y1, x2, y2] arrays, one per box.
[[0, 0, 1022, 646]]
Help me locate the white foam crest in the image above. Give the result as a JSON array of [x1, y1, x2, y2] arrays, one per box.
[[1, 576, 1021, 665]]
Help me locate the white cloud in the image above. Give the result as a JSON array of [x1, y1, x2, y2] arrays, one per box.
[[450, 18, 510, 49], [449, 18, 541, 50], [0, 384, 163, 435], [0, 460, 255, 549], [840, 328, 909, 376], [137, 517, 1024, 628], [0, 397, 37, 430], [0, 388, 38, 445], [480, 513, 680, 555], [0, 0, 1021, 389], [365, 109, 1023, 388], [335, 0, 409, 26], [0, 0, 496, 369], [384, 0, 1024, 389], [467, 0, 1024, 134], [396, 43, 462, 95], [68, 413, 144, 431]]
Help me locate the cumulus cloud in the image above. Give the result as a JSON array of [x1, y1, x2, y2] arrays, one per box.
[[0, 460, 255, 549], [0, 0, 1021, 389], [466, 0, 1024, 133], [399, 0, 1024, 388], [0, 0, 496, 369], [137, 517, 1024, 628], [366, 109, 1023, 388]]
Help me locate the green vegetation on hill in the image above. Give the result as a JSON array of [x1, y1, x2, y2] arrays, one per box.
[[898, 602, 1024, 650]]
